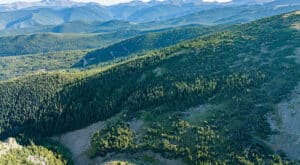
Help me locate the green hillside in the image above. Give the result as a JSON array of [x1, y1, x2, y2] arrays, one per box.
[[51, 20, 138, 33], [0, 31, 139, 56], [81, 25, 224, 66], [0, 11, 299, 164], [0, 24, 210, 57], [0, 25, 213, 80], [0, 50, 87, 80]]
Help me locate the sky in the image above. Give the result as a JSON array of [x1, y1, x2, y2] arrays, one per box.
[[0, 0, 233, 5]]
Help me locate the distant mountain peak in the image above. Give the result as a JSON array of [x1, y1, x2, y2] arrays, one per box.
[[41, 0, 79, 5], [0, 0, 83, 11]]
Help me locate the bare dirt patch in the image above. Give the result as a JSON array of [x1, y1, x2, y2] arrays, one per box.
[[267, 83, 300, 160], [52, 121, 106, 165]]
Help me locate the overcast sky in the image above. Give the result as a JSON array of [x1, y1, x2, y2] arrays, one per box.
[[0, 0, 233, 5]]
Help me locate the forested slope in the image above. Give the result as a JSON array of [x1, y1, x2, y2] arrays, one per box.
[[0, 50, 87, 80], [0, 25, 215, 80], [0, 11, 299, 164], [81, 25, 223, 66], [0, 31, 139, 56]]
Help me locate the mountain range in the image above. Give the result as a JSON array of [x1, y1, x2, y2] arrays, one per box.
[[0, 0, 299, 31], [0, 0, 261, 10]]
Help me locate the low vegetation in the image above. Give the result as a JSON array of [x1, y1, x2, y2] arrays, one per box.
[[0, 138, 71, 165]]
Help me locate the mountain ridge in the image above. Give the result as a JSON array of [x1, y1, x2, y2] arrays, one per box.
[[0, 0, 299, 31]]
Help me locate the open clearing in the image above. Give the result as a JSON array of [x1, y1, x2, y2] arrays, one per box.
[[267, 83, 300, 160], [52, 120, 106, 165], [53, 116, 186, 165]]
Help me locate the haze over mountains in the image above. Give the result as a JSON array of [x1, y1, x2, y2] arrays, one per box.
[[0, 0, 299, 31]]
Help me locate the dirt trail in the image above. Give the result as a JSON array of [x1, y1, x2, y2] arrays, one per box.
[[52, 121, 106, 165]]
